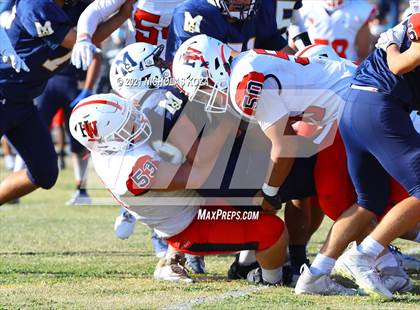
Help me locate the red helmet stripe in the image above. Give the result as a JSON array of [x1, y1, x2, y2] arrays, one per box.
[[220, 45, 231, 75], [71, 99, 123, 114]]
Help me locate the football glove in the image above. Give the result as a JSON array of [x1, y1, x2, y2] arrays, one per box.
[[71, 37, 101, 71], [70, 89, 93, 109], [1, 48, 30, 73], [375, 23, 406, 52]]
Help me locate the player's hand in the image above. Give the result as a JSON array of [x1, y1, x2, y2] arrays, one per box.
[[71, 37, 101, 71], [408, 13, 420, 41], [2, 49, 30, 73], [375, 25, 405, 52], [253, 190, 277, 215], [70, 89, 93, 109]]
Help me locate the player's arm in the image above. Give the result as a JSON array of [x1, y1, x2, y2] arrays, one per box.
[[69, 52, 102, 108], [386, 42, 420, 75], [153, 113, 238, 190], [62, 2, 131, 50], [288, 9, 311, 52], [355, 23, 372, 62], [385, 14, 420, 75], [76, 0, 128, 40], [166, 103, 237, 167], [70, 1, 133, 69]]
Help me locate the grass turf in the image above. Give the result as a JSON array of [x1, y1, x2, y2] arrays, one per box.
[[0, 163, 419, 309]]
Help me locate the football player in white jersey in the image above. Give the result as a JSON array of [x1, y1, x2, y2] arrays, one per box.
[[172, 34, 355, 214], [69, 91, 289, 286], [71, 0, 184, 70], [288, 0, 376, 62], [71, 0, 184, 260]]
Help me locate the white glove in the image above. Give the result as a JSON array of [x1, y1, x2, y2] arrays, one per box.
[[1, 48, 30, 73], [71, 38, 101, 71], [375, 24, 406, 52]]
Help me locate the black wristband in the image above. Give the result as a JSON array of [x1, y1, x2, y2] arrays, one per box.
[[262, 191, 283, 210]]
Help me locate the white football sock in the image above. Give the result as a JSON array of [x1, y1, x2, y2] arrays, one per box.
[[4, 154, 14, 170], [310, 253, 336, 276], [375, 252, 399, 270], [238, 250, 257, 266], [357, 236, 384, 259], [261, 266, 282, 284], [73, 153, 89, 188], [13, 154, 26, 171]]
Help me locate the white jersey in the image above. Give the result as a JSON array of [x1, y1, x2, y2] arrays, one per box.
[[126, 0, 184, 52], [77, 0, 183, 58], [288, 1, 375, 61], [91, 90, 198, 238], [92, 143, 199, 238], [229, 49, 355, 132]]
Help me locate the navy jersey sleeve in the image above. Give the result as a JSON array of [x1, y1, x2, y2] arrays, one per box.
[[165, 3, 226, 62], [255, 0, 287, 50], [19, 0, 71, 49]]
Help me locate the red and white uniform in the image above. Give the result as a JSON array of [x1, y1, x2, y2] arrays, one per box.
[[92, 143, 200, 238], [77, 0, 184, 58], [229, 49, 355, 133], [288, 1, 376, 61]]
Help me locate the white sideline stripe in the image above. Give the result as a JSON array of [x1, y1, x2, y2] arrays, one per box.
[[164, 286, 268, 310]]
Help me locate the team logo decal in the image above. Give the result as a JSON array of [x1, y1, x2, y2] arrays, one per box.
[[34, 21, 54, 37], [77, 120, 98, 141], [184, 12, 202, 33]]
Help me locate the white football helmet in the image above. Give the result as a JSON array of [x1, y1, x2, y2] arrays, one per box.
[[323, 0, 345, 10], [69, 93, 152, 154], [172, 34, 234, 113], [209, 0, 260, 20], [110, 43, 171, 99], [295, 44, 341, 61]]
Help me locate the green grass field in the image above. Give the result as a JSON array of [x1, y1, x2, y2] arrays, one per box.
[[0, 163, 419, 309]]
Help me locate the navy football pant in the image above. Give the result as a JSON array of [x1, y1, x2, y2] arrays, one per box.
[[36, 75, 85, 154], [0, 100, 58, 189], [340, 88, 420, 215]]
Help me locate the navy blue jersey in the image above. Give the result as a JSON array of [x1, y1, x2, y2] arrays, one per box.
[[0, 0, 88, 101], [165, 0, 287, 62], [353, 20, 420, 110]]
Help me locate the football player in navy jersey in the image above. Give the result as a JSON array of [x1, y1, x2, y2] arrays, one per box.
[[164, 0, 314, 284], [0, 0, 131, 205], [166, 0, 307, 61], [36, 57, 102, 205], [295, 7, 420, 299]]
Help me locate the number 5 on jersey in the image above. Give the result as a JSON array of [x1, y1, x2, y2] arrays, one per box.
[[126, 155, 158, 196]]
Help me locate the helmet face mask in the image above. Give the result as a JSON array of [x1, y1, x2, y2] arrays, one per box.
[[411, 0, 420, 13], [110, 43, 171, 100], [172, 35, 234, 114], [213, 0, 260, 20], [70, 94, 152, 155], [191, 81, 230, 114]]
